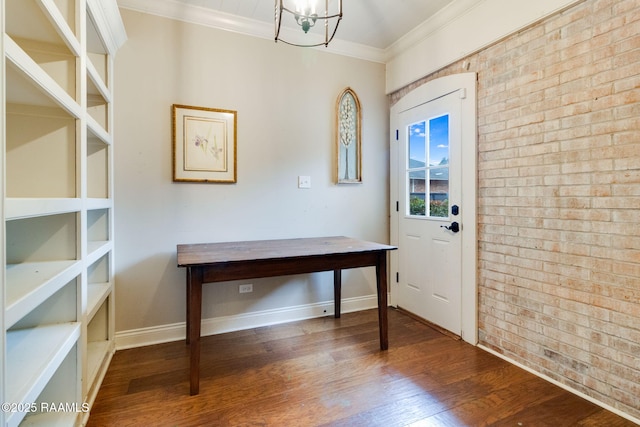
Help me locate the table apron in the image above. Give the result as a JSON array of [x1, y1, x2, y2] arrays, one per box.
[[193, 251, 386, 284]]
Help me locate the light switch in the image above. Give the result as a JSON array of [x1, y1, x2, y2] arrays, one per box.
[[298, 176, 311, 188]]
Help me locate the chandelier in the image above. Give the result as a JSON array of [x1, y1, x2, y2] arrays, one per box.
[[275, 0, 343, 47]]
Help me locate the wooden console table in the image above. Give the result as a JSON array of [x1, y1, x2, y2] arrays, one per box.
[[177, 236, 397, 395]]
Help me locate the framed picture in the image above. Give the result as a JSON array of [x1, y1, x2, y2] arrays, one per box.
[[336, 88, 362, 184], [172, 104, 237, 183]]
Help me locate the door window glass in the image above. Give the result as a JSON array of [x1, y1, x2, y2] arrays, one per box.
[[407, 114, 449, 218]]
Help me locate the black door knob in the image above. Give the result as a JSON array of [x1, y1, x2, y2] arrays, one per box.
[[441, 221, 460, 233]]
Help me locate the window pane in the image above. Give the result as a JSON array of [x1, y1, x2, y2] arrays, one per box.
[[428, 168, 448, 217], [429, 115, 449, 166], [408, 170, 426, 216], [409, 121, 426, 166]]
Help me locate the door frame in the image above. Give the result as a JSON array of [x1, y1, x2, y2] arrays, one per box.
[[389, 73, 478, 345]]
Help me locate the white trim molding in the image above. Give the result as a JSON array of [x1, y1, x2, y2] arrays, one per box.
[[89, 0, 128, 54], [116, 0, 586, 77], [385, 0, 585, 93], [116, 0, 386, 63], [115, 294, 380, 350]]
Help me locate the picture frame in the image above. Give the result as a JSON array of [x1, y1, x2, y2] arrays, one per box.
[[336, 88, 362, 184], [172, 104, 237, 183]]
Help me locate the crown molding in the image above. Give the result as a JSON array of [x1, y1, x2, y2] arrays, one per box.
[[89, 0, 128, 54], [384, 0, 483, 62], [116, 0, 387, 63], [385, 0, 585, 93]]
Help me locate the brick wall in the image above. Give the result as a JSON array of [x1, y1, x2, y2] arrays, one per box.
[[390, 0, 640, 419]]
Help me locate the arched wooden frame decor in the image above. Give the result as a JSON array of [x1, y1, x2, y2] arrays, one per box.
[[336, 87, 362, 184]]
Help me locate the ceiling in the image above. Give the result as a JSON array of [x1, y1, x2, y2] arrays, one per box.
[[165, 0, 454, 49], [118, 0, 465, 60]]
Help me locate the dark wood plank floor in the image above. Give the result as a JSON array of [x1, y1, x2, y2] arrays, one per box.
[[87, 309, 636, 426]]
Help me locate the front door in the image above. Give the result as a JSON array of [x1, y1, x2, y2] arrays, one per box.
[[390, 73, 477, 344], [396, 90, 462, 335]]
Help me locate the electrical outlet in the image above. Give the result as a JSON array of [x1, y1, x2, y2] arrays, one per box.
[[298, 175, 311, 188], [239, 284, 253, 293]]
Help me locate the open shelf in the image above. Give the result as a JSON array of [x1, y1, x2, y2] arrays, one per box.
[[87, 51, 108, 90], [5, 323, 80, 427], [14, 340, 81, 427], [87, 282, 110, 321], [87, 59, 111, 104], [87, 136, 110, 198], [87, 252, 111, 317], [9, 36, 76, 100], [85, 251, 114, 408], [87, 115, 111, 145], [5, 211, 78, 328], [2, 2, 125, 425], [10, 277, 78, 332], [87, 340, 111, 390], [5, 102, 77, 199], [87, 209, 111, 265], [87, 241, 111, 267], [87, 297, 111, 386], [6, 212, 78, 263], [4, 36, 81, 118], [86, 8, 110, 131], [87, 298, 109, 342], [87, 209, 109, 242], [5, 262, 81, 328], [5, 0, 80, 56], [87, 92, 108, 133]]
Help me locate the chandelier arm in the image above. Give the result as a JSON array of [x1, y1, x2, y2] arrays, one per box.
[[274, 1, 284, 41], [324, 15, 341, 46]]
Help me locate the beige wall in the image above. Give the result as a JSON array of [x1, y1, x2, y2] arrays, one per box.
[[392, 0, 640, 419], [113, 10, 388, 340]]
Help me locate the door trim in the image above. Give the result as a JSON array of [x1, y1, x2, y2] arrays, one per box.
[[390, 73, 478, 345]]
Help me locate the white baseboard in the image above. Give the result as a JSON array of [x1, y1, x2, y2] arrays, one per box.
[[115, 294, 379, 350], [478, 344, 640, 425]]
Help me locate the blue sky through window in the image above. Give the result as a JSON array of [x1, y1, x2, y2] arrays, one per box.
[[409, 114, 449, 167], [429, 115, 449, 166], [409, 121, 426, 165]]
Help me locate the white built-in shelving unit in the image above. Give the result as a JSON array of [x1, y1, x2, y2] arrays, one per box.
[[1, 0, 125, 425]]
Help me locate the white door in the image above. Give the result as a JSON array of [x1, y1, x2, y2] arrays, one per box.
[[396, 90, 463, 335], [390, 73, 477, 344]]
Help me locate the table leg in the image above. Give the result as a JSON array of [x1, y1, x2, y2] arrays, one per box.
[[186, 267, 191, 345], [376, 252, 389, 350], [333, 269, 342, 318], [188, 267, 203, 395]]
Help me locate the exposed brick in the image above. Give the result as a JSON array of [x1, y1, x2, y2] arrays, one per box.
[[391, 0, 640, 418]]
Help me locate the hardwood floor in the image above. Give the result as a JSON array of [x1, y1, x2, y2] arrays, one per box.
[[87, 309, 635, 426]]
